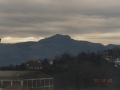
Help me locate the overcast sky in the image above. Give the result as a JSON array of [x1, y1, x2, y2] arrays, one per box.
[[0, 0, 120, 45]]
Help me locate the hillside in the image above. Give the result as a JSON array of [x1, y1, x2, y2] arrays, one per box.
[[0, 34, 120, 66]]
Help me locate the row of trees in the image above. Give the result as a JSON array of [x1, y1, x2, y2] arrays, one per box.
[[42, 52, 118, 90], [0, 63, 26, 70]]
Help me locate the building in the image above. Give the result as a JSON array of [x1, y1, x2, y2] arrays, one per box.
[[103, 51, 109, 55], [114, 58, 120, 65], [26, 60, 42, 70], [49, 59, 54, 65], [0, 71, 53, 90], [102, 55, 113, 61]]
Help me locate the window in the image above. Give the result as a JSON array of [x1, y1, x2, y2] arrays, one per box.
[[37, 80, 40, 87], [45, 87, 49, 90], [37, 67, 39, 69], [12, 81, 21, 86], [3, 81, 11, 87], [33, 80, 36, 88], [45, 79, 49, 86], [41, 80, 44, 86], [28, 80, 32, 88], [50, 79, 53, 85], [23, 80, 27, 87], [40, 67, 42, 69]]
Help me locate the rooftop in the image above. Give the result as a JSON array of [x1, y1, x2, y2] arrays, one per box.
[[0, 71, 53, 79]]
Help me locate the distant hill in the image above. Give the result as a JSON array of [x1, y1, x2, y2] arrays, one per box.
[[0, 34, 120, 66]]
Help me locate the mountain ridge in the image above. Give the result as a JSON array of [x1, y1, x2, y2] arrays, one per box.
[[0, 34, 120, 66]]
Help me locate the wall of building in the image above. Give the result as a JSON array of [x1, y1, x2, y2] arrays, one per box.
[[0, 71, 53, 90], [23, 78, 53, 90], [0, 78, 53, 90], [0, 79, 23, 87]]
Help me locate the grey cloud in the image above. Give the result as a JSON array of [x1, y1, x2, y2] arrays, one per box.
[[84, 35, 120, 40], [0, 0, 120, 44]]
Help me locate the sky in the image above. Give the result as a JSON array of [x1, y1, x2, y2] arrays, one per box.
[[0, 0, 120, 45]]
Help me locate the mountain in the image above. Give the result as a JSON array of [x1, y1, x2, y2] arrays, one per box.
[[0, 34, 120, 66], [39, 34, 72, 43]]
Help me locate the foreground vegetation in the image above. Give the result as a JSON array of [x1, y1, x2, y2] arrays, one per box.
[[1, 51, 120, 89], [42, 52, 120, 90]]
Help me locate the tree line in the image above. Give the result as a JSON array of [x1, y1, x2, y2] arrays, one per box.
[[42, 52, 119, 90], [0, 51, 120, 89]]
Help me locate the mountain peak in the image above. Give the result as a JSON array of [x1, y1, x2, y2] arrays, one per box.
[[51, 34, 71, 39], [39, 34, 72, 43]]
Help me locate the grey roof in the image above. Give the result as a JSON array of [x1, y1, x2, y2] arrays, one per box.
[[0, 71, 53, 79], [0, 71, 32, 78]]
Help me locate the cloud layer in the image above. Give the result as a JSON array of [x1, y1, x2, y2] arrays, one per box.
[[0, 0, 120, 44]]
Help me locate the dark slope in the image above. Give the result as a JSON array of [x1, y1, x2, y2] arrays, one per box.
[[0, 34, 119, 66]]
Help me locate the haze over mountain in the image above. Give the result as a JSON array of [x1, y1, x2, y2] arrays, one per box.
[[0, 34, 120, 66]]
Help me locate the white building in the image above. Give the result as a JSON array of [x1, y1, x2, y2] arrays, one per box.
[[114, 58, 120, 65], [49, 59, 54, 65]]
